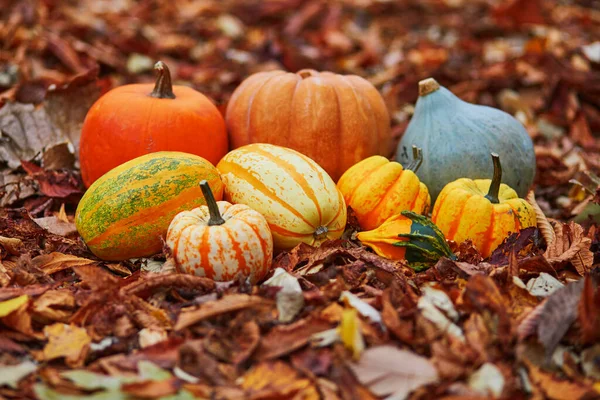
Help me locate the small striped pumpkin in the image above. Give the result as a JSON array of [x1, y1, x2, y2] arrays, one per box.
[[432, 153, 536, 258], [337, 148, 430, 231], [76, 152, 223, 261], [167, 181, 273, 283], [217, 143, 347, 251]]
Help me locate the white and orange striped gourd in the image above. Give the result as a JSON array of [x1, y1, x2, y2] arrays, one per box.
[[217, 143, 347, 251], [166, 180, 273, 283]]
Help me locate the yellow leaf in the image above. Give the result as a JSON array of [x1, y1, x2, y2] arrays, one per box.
[[338, 308, 365, 360], [0, 295, 29, 318], [43, 323, 91, 367]]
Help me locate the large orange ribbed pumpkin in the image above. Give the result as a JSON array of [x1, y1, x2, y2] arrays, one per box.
[[217, 143, 347, 251], [79, 61, 228, 187], [225, 69, 392, 181]]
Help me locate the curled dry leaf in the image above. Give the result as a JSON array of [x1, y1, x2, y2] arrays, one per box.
[[240, 360, 320, 399], [526, 190, 556, 246], [544, 221, 593, 276], [263, 267, 304, 323], [31, 252, 96, 275]]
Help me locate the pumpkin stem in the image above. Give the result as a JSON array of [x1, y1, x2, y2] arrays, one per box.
[[406, 146, 424, 172], [298, 69, 318, 79], [418, 78, 440, 97], [150, 61, 176, 99], [199, 180, 225, 226], [314, 226, 329, 240], [485, 153, 502, 204]]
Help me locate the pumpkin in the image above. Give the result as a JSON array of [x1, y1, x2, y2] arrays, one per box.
[[76, 152, 223, 261], [396, 77, 536, 202], [166, 181, 273, 283], [79, 61, 228, 187], [431, 153, 537, 258], [357, 211, 455, 271], [337, 146, 430, 231], [217, 143, 347, 251], [225, 69, 392, 181]]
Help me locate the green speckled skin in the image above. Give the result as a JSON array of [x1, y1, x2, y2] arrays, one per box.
[[75, 151, 222, 260], [396, 85, 536, 203]]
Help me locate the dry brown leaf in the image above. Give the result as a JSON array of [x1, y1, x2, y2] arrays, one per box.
[[526, 191, 556, 246], [32, 289, 76, 323], [526, 360, 594, 400], [33, 216, 77, 237], [31, 252, 96, 275], [121, 378, 179, 399], [544, 221, 593, 275], [175, 294, 271, 331], [42, 323, 91, 367], [349, 345, 439, 399], [578, 276, 600, 344], [0, 236, 24, 255]]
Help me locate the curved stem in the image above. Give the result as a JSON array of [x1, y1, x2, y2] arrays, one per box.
[[200, 180, 225, 226], [485, 153, 502, 204], [150, 61, 176, 99]]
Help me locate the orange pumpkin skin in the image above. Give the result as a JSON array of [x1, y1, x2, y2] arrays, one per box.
[[80, 62, 228, 187], [225, 69, 392, 181], [167, 201, 273, 284], [337, 156, 430, 231]]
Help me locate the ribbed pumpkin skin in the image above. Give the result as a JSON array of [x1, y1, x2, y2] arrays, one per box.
[[217, 144, 347, 251], [396, 83, 535, 202], [431, 179, 536, 258], [80, 83, 228, 187], [167, 202, 273, 283], [76, 152, 223, 261], [225, 70, 392, 181], [337, 156, 430, 231]]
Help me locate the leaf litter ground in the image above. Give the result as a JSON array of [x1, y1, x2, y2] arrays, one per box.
[[1, 0, 600, 399]]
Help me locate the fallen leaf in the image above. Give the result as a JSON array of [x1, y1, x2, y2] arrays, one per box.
[[0, 294, 29, 317], [526, 273, 565, 297], [31, 253, 96, 275], [544, 221, 593, 275], [467, 363, 505, 398], [139, 328, 168, 349], [349, 345, 439, 400], [263, 267, 305, 323], [526, 191, 556, 247], [175, 294, 270, 330], [32, 289, 76, 322], [240, 360, 320, 399], [42, 142, 75, 170], [581, 345, 600, 380], [526, 360, 594, 400], [0, 236, 23, 255], [340, 291, 382, 326], [338, 308, 365, 360], [0, 360, 37, 388], [33, 216, 77, 236], [43, 323, 91, 367], [578, 276, 600, 344], [517, 278, 585, 359]]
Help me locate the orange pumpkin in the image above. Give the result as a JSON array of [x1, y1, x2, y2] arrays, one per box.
[[431, 153, 537, 258], [225, 69, 392, 181], [79, 61, 228, 187], [337, 147, 430, 231], [167, 181, 273, 283]]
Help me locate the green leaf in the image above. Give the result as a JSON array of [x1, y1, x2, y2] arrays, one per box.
[[137, 360, 173, 381], [33, 384, 127, 400], [61, 370, 133, 391]]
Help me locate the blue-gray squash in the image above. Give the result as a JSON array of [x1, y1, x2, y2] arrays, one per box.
[[396, 78, 535, 202]]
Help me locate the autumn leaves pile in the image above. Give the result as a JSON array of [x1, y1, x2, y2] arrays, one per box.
[[76, 61, 540, 282]]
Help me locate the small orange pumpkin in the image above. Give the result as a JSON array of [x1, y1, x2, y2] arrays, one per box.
[[431, 153, 537, 258], [337, 147, 430, 231], [166, 181, 273, 283], [80, 61, 228, 187], [225, 69, 392, 181]]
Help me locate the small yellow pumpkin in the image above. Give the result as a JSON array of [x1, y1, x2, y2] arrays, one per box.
[[337, 147, 430, 231], [431, 153, 536, 258], [166, 181, 273, 283]]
